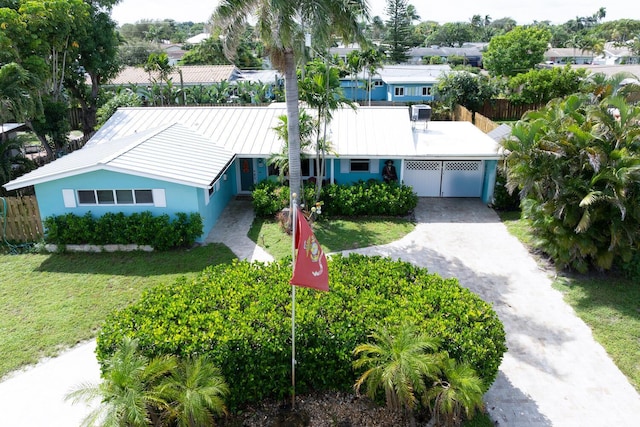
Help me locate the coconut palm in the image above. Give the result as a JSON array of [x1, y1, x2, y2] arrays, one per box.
[[425, 358, 484, 427], [65, 337, 177, 427], [353, 322, 442, 419], [213, 0, 369, 200], [158, 355, 229, 427]]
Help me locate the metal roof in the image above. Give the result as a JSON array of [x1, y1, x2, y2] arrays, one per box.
[[4, 106, 502, 191], [86, 106, 289, 156], [377, 65, 452, 84], [4, 123, 234, 191]]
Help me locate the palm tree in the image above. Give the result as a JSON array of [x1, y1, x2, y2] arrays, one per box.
[[158, 355, 229, 427], [299, 59, 354, 198], [65, 337, 177, 427], [425, 358, 484, 427], [213, 0, 369, 200], [353, 322, 442, 421]]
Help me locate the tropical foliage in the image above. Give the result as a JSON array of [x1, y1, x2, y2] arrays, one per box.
[[96, 254, 506, 410], [353, 322, 441, 413], [502, 94, 640, 272], [66, 337, 229, 427], [213, 0, 368, 200]]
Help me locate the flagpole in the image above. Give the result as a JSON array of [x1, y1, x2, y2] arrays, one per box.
[[291, 193, 297, 410]]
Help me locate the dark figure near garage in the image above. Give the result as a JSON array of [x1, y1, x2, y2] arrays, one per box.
[[382, 159, 398, 182]]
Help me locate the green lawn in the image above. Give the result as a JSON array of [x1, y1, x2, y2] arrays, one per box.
[[248, 216, 416, 260], [0, 244, 236, 378], [498, 210, 640, 392]]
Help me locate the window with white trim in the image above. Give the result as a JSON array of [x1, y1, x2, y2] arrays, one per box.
[[394, 87, 405, 97], [76, 189, 156, 205], [422, 86, 432, 96], [373, 80, 384, 87], [350, 159, 370, 172]]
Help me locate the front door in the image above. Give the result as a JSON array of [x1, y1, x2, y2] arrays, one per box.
[[239, 158, 254, 192]]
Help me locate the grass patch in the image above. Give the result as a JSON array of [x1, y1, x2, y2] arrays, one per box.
[[553, 274, 640, 391], [0, 244, 236, 378], [248, 216, 416, 260], [496, 209, 640, 392]]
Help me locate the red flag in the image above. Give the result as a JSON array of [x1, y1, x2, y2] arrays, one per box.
[[290, 206, 329, 291]]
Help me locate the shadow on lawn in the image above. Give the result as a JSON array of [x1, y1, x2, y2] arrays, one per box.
[[35, 243, 237, 276]]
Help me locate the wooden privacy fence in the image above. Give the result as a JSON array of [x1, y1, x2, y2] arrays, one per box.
[[1, 196, 43, 243]]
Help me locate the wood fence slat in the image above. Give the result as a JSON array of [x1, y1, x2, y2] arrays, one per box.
[[2, 196, 43, 243]]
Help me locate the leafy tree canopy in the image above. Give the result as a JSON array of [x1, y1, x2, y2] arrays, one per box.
[[483, 26, 552, 77]]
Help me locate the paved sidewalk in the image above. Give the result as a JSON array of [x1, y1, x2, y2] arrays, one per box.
[[2, 198, 639, 426], [205, 199, 274, 263], [0, 341, 100, 427]]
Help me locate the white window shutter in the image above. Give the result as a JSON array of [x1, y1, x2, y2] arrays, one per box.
[[340, 159, 349, 173], [62, 189, 76, 208], [152, 189, 166, 207], [370, 160, 379, 174]]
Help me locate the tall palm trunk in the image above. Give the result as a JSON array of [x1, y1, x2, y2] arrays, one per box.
[[284, 49, 302, 200]]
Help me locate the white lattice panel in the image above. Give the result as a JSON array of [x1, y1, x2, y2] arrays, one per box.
[[405, 160, 441, 171]]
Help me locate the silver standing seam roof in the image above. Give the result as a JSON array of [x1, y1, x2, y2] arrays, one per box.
[[4, 123, 234, 191], [4, 105, 502, 191]]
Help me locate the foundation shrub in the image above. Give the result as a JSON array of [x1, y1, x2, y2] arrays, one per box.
[[43, 211, 202, 250], [252, 180, 418, 218], [96, 254, 506, 410]]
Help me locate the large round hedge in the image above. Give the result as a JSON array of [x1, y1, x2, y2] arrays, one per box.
[[97, 254, 506, 409]]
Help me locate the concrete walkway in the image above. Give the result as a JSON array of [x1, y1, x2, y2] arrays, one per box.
[[2, 198, 639, 426]]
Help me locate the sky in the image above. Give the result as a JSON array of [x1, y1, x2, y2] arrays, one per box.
[[110, 0, 639, 27]]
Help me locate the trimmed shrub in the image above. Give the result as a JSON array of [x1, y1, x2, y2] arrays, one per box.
[[491, 167, 520, 211], [252, 180, 418, 218], [96, 254, 506, 410], [43, 211, 203, 250]]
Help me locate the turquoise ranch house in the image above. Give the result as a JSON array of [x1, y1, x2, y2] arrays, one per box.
[[340, 65, 452, 103], [4, 105, 502, 243]]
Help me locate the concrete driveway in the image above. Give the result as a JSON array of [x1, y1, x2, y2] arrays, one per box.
[[347, 198, 640, 426]]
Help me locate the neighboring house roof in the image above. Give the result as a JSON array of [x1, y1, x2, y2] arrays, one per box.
[[236, 69, 282, 84], [377, 65, 452, 84], [186, 33, 210, 44], [407, 47, 446, 58], [545, 48, 594, 58], [1, 123, 28, 135], [105, 65, 239, 86], [571, 64, 640, 77], [4, 123, 234, 191], [487, 124, 512, 143]]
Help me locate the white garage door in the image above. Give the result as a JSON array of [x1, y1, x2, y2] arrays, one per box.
[[403, 160, 441, 196], [402, 160, 484, 197]]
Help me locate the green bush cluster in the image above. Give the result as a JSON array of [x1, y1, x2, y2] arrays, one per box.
[[250, 180, 291, 217], [96, 254, 506, 410], [43, 211, 203, 250], [321, 181, 418, 216], [252, 180, 418, 218]]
